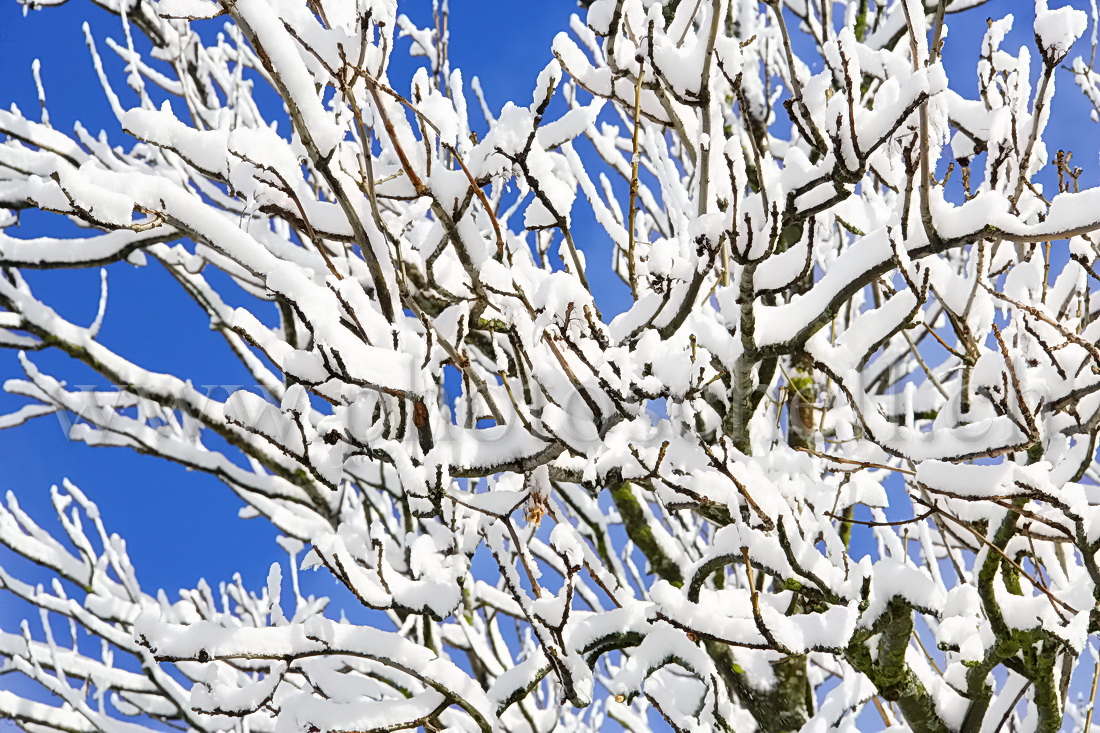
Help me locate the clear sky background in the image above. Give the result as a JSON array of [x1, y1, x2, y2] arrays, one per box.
[[2, 0, 1100, 728]]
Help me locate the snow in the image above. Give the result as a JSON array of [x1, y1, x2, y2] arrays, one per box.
[[0, 228, 167, 268], [3, 0, 1100, 730], [136, 614, 497, 720], [862, 559, 947, 623], [1034, 1, 1088, 61], [756, 227, 894, 348], [230, 0, 344, 157], [0, 692, 98, 733], [155, 0, 221, 19]]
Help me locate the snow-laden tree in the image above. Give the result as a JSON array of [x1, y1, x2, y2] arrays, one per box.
[[7, 0, 1100, 729]]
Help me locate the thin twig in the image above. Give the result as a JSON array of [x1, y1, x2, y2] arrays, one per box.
[[628, 61, 644, 294]]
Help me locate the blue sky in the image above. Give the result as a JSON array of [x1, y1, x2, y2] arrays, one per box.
[[3, 0, 1100, 728]]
